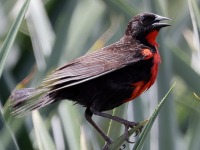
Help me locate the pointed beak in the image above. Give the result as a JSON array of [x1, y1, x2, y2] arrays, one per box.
[[153, 15, 171, 29]]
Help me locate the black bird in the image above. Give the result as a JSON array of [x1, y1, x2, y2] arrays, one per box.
[[10, 12, 170, 149]]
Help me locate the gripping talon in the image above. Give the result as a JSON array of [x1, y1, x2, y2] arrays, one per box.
[[134, 124, 144, 136], [103, 140, 113, 150], [124, 125, 135, 143]]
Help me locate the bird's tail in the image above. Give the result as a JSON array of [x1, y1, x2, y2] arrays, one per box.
[[10, 88, 53, 117]]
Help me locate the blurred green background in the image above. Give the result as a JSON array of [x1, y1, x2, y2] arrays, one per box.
[[0, 0, 200, 150]]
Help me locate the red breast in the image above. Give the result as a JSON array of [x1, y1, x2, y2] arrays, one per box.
[[123, 30, 161, 103]]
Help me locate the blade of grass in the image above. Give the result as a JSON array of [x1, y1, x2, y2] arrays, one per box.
[[188, 0, 200, 53], [0, 0, 30, 77], [188, 0, 200, 75], [62, 0, 105, 62], [0, 110, 19, 150], [27, 0, 55, 70], [190, 0, 200, 29], [58, 101, 81, 150], [133, 83, 176, 150], [51, 115, 65, 150], [32, 110, 56, 150], [170, 43, 200, 94], [31, 0, 78, 84]]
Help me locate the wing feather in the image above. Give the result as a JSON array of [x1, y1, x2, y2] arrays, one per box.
[[41, 41, 149, 92]]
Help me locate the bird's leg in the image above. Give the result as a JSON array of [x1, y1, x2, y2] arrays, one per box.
[[85, 108, 113, 149], [90, 107, 140, 143], [124, 124, 135, 143]]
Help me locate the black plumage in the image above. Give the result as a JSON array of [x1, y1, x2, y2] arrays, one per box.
[[10, 12, 170, 149]]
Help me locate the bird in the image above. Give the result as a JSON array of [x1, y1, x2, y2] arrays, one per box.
[[10, 12, 170, 149]]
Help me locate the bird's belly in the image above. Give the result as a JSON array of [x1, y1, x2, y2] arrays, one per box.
[[123, 81, 149, 103], [122, 79, 154, 103]]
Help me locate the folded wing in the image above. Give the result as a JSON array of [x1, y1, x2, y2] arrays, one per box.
[[41, 41, 146, 92]]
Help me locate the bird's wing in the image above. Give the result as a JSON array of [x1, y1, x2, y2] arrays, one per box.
[[41, 41, 152, 92]]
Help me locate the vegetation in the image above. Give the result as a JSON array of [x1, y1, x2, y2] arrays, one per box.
[[0, 0, 200, 150]]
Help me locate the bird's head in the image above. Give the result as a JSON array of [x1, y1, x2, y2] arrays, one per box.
[[125, 12, 170, 46]]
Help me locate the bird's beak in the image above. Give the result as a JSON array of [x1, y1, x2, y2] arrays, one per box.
[[153, 15, 171, 29]]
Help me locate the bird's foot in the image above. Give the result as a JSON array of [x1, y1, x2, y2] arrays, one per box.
[[102, 138, 113, 150], [123, 121, 144, 143]]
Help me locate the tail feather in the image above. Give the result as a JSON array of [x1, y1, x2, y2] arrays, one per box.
[[10, 88, 52, 117]]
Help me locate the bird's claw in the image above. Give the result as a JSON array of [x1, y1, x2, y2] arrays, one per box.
[[102, 138, 113, 150], [124, 125, 135, 143], [102, 122, 144, 149], [134, 125, 144, 136], [123, 121, 144, 143]]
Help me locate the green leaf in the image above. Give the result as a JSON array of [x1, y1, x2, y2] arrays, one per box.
[[58, 101, 81, 150], [188, 0, 200, 52], [32, 111, 56, 150], [0, 0, 30, 77], [133, 83, 176, 150], [0, 110, 20, 150]]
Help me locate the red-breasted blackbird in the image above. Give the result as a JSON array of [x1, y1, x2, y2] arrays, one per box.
[[10, 12, 170, 149]]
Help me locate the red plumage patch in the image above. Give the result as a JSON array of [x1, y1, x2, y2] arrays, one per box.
[[146, 30, 159, 47], [141, 49, 153, 60]]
